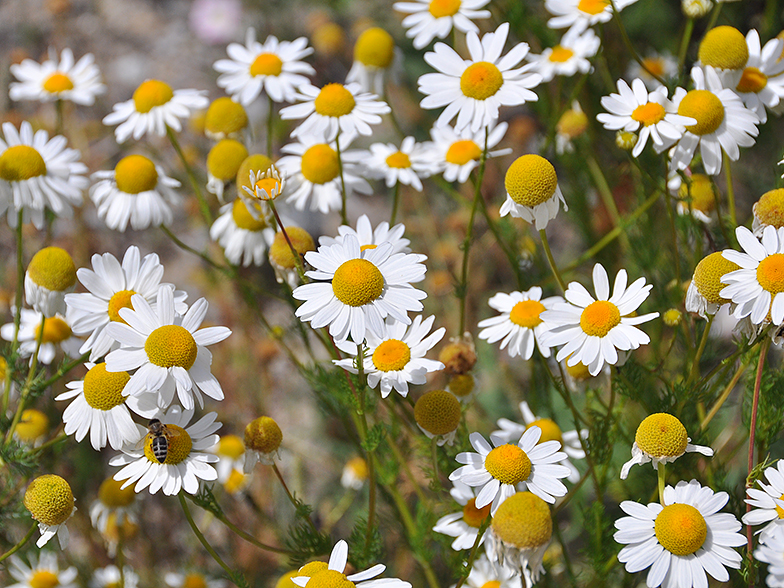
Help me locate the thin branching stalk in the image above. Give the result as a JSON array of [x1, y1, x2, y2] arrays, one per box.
[[688, 314, 714, 383], [454, 519, 491, 588], [724, 151, 737, 228], [267, 95, 274, 158], [167, 126, 213, 225], [390, 181, 401, 225], [268, 197, 306, 281], [677, 19, 695, 77], [0, 521, 37, 563], [658, 464, 666, 505], [700, 359, 749, 431], [271, 463, 319, 534], [610, 0, 668, 86], [4, 312, 46, 446], [539, 229, 566, 293]]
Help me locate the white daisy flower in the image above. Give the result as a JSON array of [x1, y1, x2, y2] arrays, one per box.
[[25, 246, 77, 318], [449, 428, 571, 513], [10, 47, 105, 106], [334, 315, 445, 398], [346, 27, 401, 95], [210, 434, 248, 494], [627, 52, 679, 91], [0, 121, 88, 229], [614, 480, 745, 588], [363, 136, 438, 191], [166, 572, 227, 588], [428, 122, 511, 184], [91, 566, 139, 588], [89, 477, 139, 538], [556, 100, 589, 154], [499, 154, 567, 231], [465, 554, 522, 588], [1, 309, 81, 365], [734, 30, 784, 124], [291, 539, 411, 588], [65, 246, 188, 362], [104, 287, 231, 411], [6, 552, 77, 588], [528, 28, 600, 83], [214, 28, 315, 105], [674, 173, 717, 224], [493, 401, 587, 483], [210, 199, 275, 267], [280, 82, 390, 142], [545, 0, 639, 32], [755, 529, 784, 588], [419, 23, 541, 133], [277, 133, 372, 213], [619, 413, 713, 479], [89, 155, 181, 232], [743, 460, 784, 541], [293, 234, 428, 343], [539, 263, 659, 376], [685, 251, 740, 319], [341, 456, 369, 490], [318, 214, 412, 254], [393, 0, 491, 50], [110, 406, 220, 496], [102, 79, 209, 144], [477, 287, 563, 360], [433, 480, 492, 550], [23, 474, 76, 549], [669, 66, 759, 176], [597, 78, 696, 158], [720, 225, 784, 326]]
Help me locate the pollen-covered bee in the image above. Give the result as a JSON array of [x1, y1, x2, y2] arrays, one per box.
[[146, 418, 180, 464]]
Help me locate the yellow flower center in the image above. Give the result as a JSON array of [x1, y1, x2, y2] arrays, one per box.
[[678, 174, 716, 215], [98, 477, 136, 508], [484, 444, 532, 485], [737, 67, 768, 93], [565, 355, 592, 380], [16, 409, 49, 442], [250, 53, 284, 77], [298, 562, 329, 578], [756, 189, 784, 228], [232, 198, 267, 231], [491, 491, 552, 548], [527, 418, 563, 444], [236, 154, 273, 198], [385, 151, 411, 169], [557, 107, 588, 139], [43, 71, 74, 93], [462, 497, 492, 528], [663, 308, 683, 326], [218, 434, 245, 459], [207, 139, 249, 181], [115, 155, 158, 194], [460, 62, 504, 100], [635, 413, 688, 458], [144, 423, 191, 464], [0, 145, 47, 181], [757, 254, 784, 294], [775, 493, 784, 519], [103, 513, 139, 543], [579, 300, 621, 337], [107, 290, 136, 324], [354, 27, 395, 68], [345, 456, 368, 479], [307, 569, 355, 588], [549, 46, 574, 63], [268, 227, 314, 269], [678, 90, 725, 136], [205, 97, 248, 136], [449, 373, 475, 398], [692, 251, 740, 304], [184, 573, 209, 588], [332, 259, 384, 307], [145, 325, 198, 370], [27, 247, 76, 292], [82, 363, 129, 411], [654, 503, 707, 555], [509, 299, 545, 328], [631, 102, 666, 127], [445, 140, 481, 165], [429, 0, 461, 17], [29, 571, 60, 588], [253, 173, 282, 201], [24, 474, 74, 526], [414, 389, 462, 435], [301, 144, 340, 185], [372, 339, 411, 371], [480, 582, 500, 588], [641, 57, 666, 78], [577, 0, 609, 14], [36, 317, 72, 344], [224, 468, 246, 493], [505, 154, 558, 207], [244, 415, 283, 454], [314, 84, 356, 118], [133, 79, 174, 113], [698, 26, 749, 70]]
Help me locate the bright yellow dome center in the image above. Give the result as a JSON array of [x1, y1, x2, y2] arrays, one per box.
[[641, 57, 666, 78], [579, 300, 621, 337], [43, 71, 74, 93], [449, 373, 475, 397], [83, 363, 130, 411], [144, 424, 192, 464], [98, 477, 136, 508], [756, 189, 784, 228], [244, 416, 283, 454], [232, 198, 267, 231], [250, 53, 283, 77], [692, 251, 739, 304], [107, 290, 136, 323], [29, 571, 60, 588], [133, 79, 174, 113], [24, 474, 74, 526], [460, 62, 504, 100], [632, 102, 666, 127], [224, 468, 246, 493], [757, 254, 784, 294], [462, 497, 492, 528], [414, 389, 462, 435], [218, 434, 246, 459], [737, 67, 768, 93], [445, 140, 481, 165], [678, 90, 725, 136], [307, 569, 355, 588], [557, 107, 588, 138], [183, 574, 209, 588], [237, 154, 273, 197], [115, 155, 158, 194], [372, 339, 411, 371], [301, 144, 340, 185], [36, 317, 72, 344], [268, 227, 314, 269], [332, 259, 384, 306], [678, 174, 716, 215], [485, 444, 531, 485], [314, 84, 356, 117], [480, 582, 500, 588], [698, 26, 749, 70], [145, 325, 198, 370], [509, 299, 545, 328], [16, 409, 49, 442], [354, 28, 395, 68], [386, 151, 411, 169], [577, 0, 609, 14], [298, 562, 329, 577], [549, 46, 574, 63], [491, 491, 552, 548], [655, 503, 707, 555], [527, 418, 563, 444], [0, 145, 47, 181], [505, 154, 558, 207], [207, 139, 249, 181], [429, 0, 461, 17], [205, 97, 248, 136], [635, 413, 688, 458], [27, 247, 76, 291]]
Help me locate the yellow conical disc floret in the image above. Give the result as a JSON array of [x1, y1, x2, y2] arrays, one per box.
[[298, 561, 329, 578], [218, 434, 245, 459], [678, 174, 716, 216], [236, 154, 273, 199], [635, 413, 688, 458], [98, 477, 136, 508], [654, 503, 707, 555], [43, 72, 74, 93], [24, 474, 74, 526], [207, 139, 249, 181], [37, 317, 72, 344], [445, 140, 481, 165], [449, 373, 475, 398], [332, 259, 384, 306], [580, 300, 621, 337], [115, 155, 158, 194], [663, 308, 683, 326], [83, 363, 130, 411], [577, 0, 609, 15], [460, 62, 503, 100], [314, 84, 356, 117], [462, 498, 492, 528], [205, 97, 248, 137], [527, 419, 562, 444], [698, 26, 749, 70], [0, 145, 46, 182], [301, 144, 340, 185], [485, 444, 531, 485], [231, 199, 267, 232], [677, 91, 725, 136], [354, 27, 395, 69], [737, 67, 768, 94], [244, 416, 282, 454], [29, 570, 60, 588], [307, 569, 354, 588], [276, 571, 301, 588], [492, 491, 552, 549], [145, 325, 198, 369], [372, 339, 411, 371], [28, 247, 76, 292], [414, 389, 461, 436], [16, 409, 49, 442], [557, 106, 588, 140], [755, 189, 784, 228], [505, 155, 558, 207], [510, 300, 546, 328], [565, 356, 592, 381], [269, 227, 315, 269], [144, 424, 192, 464], [108, 290, 135, 323], [429, 0, 461, 17], [692, 252, 740, 304], [133, 79, 174, 113]]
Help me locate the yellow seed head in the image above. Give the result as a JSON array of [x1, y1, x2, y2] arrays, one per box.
[[354, 27, 395, 68], [663, 308, 683, 326], [448, 373, 475, 398], [36, 316, 72, 344], [115, 155, 158, 194], [692, 251, 740, 304], [505, 155, 558, 207], [268, 227, 315, 269], [218, 434, 245, 459], [485, 444, 531, 485], [301, 144, 340, 184], [250, 53, 284, 77], [332, 259, 385, 307], [144, 424, 192, 464], [527, 419, 563, 444], [445, 140, 481, 165], [635, 413, 689, 458], [491, 491, 552, 548], [82, 363, 129, 411], [462, 497, 492, 528], [314, 84, 356, 118], [579, 300, 621, 337], [27, 247, 76, 292], [678, 90, 725, 136], [678, 174, 716, 215], [145, 325, 198, 369], [98, 477, 136, 508], [207, 139, 249, 181], [205, 97, 248, 137], [415, 389, 461, 435], [372, 339, 411, 371], [755, 189, 784, 228], [460, 62, 504, 100], [654, 503, 707, 555], [24, 474, 74, 526], [0, 145, 47, 182], [43, 71, 74, 93], [236, 154, 273, 199], [133, 79, 174, 113], [509, 299, 546, 328], [429, 0, 461, 17], [698, 26, 749, 70], [15, 409, 49, 442], [244, 416, 283, 454]]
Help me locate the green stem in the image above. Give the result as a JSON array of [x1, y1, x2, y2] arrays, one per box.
[[706, 1, 723, 30], [266, 95, 274, 158], [272, 463, 319, 534], [454, 519, 490, 588], [688, 314, 714, 383], [268, 198, 306, 282], [539, 229, 566, 293], [587, 155, 631, 252], [475, 187, 525, 289], [4, 312, 46, 446], [700, 359, 748, 431], [390, 181, 401, 225], [677, 19, 695, 77], [663, 187, 683, 285], [430, 436, 440, 484], [336, 133, 349, 226], [657, 463, 666, 505], [4, 210, 26, 414], [724, 151, 737, 228], [610, 0, 667, 86], [167, 126, 212, 225], [0, 521, 36, 563], [747, 337, 770, 577], [55, 99, 64, 137]]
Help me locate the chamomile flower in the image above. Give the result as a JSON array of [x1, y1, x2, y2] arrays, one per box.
[[166, 572, 227, 588], [539, 263, 659, 376], [104, 287, 231, 411], [697, 26, 749, 87], [334, 315, 445, 398], [14, 409, 49, 446], [754, 189, 784, 235], [25, 247, 77, 318], [419, 23, 541, 133], [6, 552, 77, 588], [477, 287, 563, 360], [555, 101, 588, 154], [734, 30, 784, 124], [363, 137, 438, 191], [545, 0, 639, 32], [89, 477, 138, 536], [669, 66, 759, 176], [268, 225, 316, 287], [214, 28, 315, 105], [742, 460, 784, 541], [614, 480, 745, 588], [24, 474, 76, 548], [211, 434, 248, 494], [206, 138, 249, 201], [341, 457, 369, 489], [675, 173, 717, 223], [65, 246, 188, 362], [347, 27, 401, 95], [620, 413, 714, 479], [755, 531, 784, 588], [90, 155, 181, 232], [210, 198, 275, 267], [102, 79, 209, 143], [428, 122, 511, 184], [628, 52, 679, 91], [450, 429, 571, 513], [10, 47, 105, 106], [110, 406, 220, 496], [499, 154, 567, 231], [415, 389, 462, 446], [293, 234, 427, 344], [393, 0, 491, 50], [318, 214, 412, 254], [1, 309, 81, 365], [528, 28, 600, 83], [91, 566, 139, 588], [0, 121, 88, 228], [433, 480, 492, 550], [597, 78, 695, 158], [277, 134, 372, 213], [203, 97, 248, 141], [685, 251, 740, 318], [465, 554, 522, 588], [243, 415, 282, 472], [280, 82, 390, 141]]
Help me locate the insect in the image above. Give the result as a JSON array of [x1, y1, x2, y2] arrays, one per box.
[[146, 418, 180, 464]]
